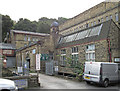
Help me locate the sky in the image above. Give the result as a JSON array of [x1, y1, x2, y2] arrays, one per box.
[[0, 0, 107, 21]]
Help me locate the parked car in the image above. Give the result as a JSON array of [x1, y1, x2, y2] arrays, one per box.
[[83, 62, 120, 87], [0, 78, 18, 91]]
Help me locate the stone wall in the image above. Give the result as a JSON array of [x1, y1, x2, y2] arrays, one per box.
[[10, 31, 48, 49], [57, 40, 109, 74], [5, 75, 40, 88], [108, 21, 120, 62]]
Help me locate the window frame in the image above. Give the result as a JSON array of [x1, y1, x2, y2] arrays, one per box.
[[115, 12, 118, 21]]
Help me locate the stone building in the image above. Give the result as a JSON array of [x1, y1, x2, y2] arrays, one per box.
[[14, 1, 120, 75], [59, 1, 120, 36], [10, 30, 49, 49], [55, 1, 120, 74], [57, 20, 120, 74], [16, 22, 60, 72], [0, 43, 16, 68]]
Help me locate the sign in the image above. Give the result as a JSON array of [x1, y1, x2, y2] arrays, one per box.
[[17, 67, 23, 73], [3, 50, 12, 55], [2, 50, 14, 56], [40, 54, 50, 61], [36, 54, 41, 70], [32, 49, 36, 54], [54, 66, 58, 72]]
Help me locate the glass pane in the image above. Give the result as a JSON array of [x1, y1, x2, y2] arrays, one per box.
[[88, 24, 102, 37], [60, 36, 68, 43], [66, 33, 78, 42], [75, 29, 90, 40]]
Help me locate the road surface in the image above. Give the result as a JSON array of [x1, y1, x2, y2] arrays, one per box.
[[38, 73, 119, 89]]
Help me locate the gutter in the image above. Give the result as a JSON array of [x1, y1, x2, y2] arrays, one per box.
[[107, 39, 112, 62]]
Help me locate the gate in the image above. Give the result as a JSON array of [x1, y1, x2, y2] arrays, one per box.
[[45, 60, 58, 75], [45, 61, 54, 75]]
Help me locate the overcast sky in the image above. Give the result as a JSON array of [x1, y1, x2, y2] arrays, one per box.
[[0, 0, 107, 21]]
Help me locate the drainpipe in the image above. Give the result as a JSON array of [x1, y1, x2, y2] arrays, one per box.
[[107, 39, 112, 62]]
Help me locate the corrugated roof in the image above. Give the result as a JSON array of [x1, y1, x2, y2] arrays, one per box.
[[0, 43, 16, 50], [11, 30, 50, 36], [57, 20, 113, 49]]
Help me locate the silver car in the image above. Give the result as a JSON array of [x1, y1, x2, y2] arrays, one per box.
[[0, 78, 18, 91]]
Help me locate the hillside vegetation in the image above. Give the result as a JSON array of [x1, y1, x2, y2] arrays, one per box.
[[1, 14, 68, 42]]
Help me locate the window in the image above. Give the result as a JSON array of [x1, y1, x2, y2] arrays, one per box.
[[91, 22, 93, 26], [94, 21, 96, 25], [101, 18, 103, 22], [32, 49, 36, 54], [58, 24, 103, 44], [61, 49, 66, 54], [86, 44, 95, 61], [24, 44, 27, 46], [71, 47, 79, 66], [72, 46, 78, 53], [86, 44, 95, 51], [36, 39, 38, 41], [66, 33, 77, 42], [71, 54, 79, 66], [32, 38, 35, 41], [74, 27, 78, 32], [60, 56, 66, 66], [98, 19, 100, 23], [88, 24, 103, 37], [86, 53, 95, 61], [115, 13, 118, 21], [110, 15, 112, 19], [60, 49, 66, 66], [86, 23, 89, 28], [106, 16, 109, 21], [75, 29, 90, 40], [28, 37, 30, 41], [24, 35, 27, 41]]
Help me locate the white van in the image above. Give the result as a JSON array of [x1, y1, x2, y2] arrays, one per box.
[[83, 62, 120, 87]]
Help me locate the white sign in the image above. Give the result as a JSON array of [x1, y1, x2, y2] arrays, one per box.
[[54, 66, 58, 71], [36, 54, 41, 70], [18, 67, 23, 73], [32, 49, 36, 54]]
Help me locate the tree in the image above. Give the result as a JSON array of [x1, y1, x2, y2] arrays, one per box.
[[13, 17, 68, 34], [36, 21, 50, 33], [14, 18, 37, 32], [2, 15, 13, 42], [58, 17, 68, 24]]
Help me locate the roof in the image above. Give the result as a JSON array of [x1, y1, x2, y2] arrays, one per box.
[[51, 21, 59, 27], [0, 43, 16, 50], [11, 30, 50, 36], [16, 40, 43, 52], [57, 20, 116, 49]]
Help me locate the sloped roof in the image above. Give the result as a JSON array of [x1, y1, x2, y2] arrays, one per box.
[[16, 40, 43, 52], [11, 30, 50, 36], [0, 43, 16, 50], [57, 20, 114, 49]]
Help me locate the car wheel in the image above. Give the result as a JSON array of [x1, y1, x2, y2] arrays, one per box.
[[86, 81, 90, 84], [103, 79, 109, 87]]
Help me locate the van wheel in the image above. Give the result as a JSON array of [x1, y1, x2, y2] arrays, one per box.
[[86, 81, 90, 84], [103, 79, 109, 87]]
